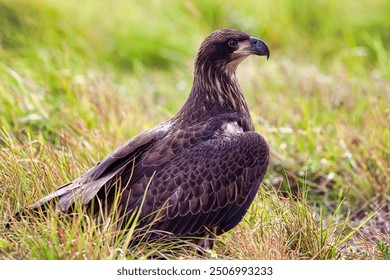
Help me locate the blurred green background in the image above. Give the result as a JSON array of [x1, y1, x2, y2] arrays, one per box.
[[0, 0, 389, 255], [1, 0, 389, 72], [0, 0, 390, 259]]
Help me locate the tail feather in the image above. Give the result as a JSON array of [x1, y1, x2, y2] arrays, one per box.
[[29, 164, 128, 212]]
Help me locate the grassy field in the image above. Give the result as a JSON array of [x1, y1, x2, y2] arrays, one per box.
[[0, 0, 389, 259]]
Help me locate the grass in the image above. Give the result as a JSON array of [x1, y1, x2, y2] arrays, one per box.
[[0, 0, 389, 259]]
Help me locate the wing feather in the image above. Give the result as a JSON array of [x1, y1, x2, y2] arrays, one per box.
[[29, 121, 171, 211], [141, 130, 269, 236], [29, 113, 269, 239]]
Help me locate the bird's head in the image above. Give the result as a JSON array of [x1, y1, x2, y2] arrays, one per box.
[[180, 29, 270, 120], [194, 29, 270, 74]]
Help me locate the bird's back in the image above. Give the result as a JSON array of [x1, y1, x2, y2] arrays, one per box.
[[115, 113, 269, 237], [29, 112, 269, 240]]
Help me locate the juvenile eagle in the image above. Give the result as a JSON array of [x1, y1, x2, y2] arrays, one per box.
[[29, 29, 270, 247]]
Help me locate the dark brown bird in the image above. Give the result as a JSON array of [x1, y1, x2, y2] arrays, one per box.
[[29, 29, 270, 248]]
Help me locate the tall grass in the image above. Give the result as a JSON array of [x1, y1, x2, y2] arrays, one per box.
[[1, 0, 389, 259]]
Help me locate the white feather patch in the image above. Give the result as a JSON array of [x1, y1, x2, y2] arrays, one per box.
[[221, 121, 244, 135]]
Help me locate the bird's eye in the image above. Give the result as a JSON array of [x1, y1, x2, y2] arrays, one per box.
[[228, 39, 238, 48]]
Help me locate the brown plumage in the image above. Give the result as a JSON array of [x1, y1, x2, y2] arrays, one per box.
[[29, 29, 270, 248]]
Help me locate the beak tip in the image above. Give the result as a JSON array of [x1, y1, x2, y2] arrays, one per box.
[[250, 37, 270, 60]]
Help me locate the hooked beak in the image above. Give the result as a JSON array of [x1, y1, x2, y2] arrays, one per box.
[[245, 37, 270, 60]]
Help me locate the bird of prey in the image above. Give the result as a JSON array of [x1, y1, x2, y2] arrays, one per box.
[[28, 29, 270, 248]]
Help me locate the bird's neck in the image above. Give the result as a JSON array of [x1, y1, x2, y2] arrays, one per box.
[[174, 65, 251, 124]]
